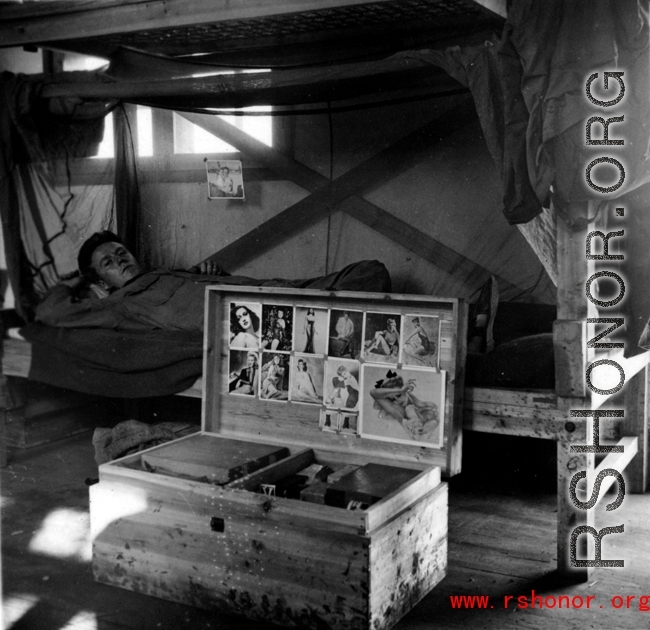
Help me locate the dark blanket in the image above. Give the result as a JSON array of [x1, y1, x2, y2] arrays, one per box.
[[21, 323, 203, 398], [23, 260, 392, 398], [465, 302, 557, 390]]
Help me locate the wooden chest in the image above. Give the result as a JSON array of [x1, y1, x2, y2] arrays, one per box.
[[90, 287, 467, 630]]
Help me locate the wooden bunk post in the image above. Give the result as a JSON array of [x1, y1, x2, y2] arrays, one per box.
[[556, 440, 594, 578], [554, 208, 596, 582], [621, 365, 649, 493], [0, 374, 7, 467]]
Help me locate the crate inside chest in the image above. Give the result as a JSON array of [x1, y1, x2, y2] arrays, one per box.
[[90, 286, 466, 630]]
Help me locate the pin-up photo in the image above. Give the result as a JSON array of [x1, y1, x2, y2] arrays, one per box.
[[294, 306, 328, 354], [228, 350, 260, 397], [362, 312, 402, 364], [290, 355, 324, 405], [402, 314, 440, 368], [260, 352, 289, 401], [261, 304, 293, 352], [360, 365, 445, 448], [229, 302, 262, 350], [324, 358, 360, 412], [328, 309, 363, 360]]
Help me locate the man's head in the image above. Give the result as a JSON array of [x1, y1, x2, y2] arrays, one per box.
[[78, 231, 142, 290]]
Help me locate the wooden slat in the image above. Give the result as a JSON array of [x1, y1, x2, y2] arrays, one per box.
[[0, 0, 407, 46], [151, 107, 173, 157], [227, 448, 315, 492], [140, 433, 290, 484], [463, 411, 589, 442], [464, 386, 558, 409]]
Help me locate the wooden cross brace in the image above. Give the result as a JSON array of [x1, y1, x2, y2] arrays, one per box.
[[178, 100, 519, 293]]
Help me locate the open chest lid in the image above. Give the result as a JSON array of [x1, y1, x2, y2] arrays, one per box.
[[201, 285, 467, 477]]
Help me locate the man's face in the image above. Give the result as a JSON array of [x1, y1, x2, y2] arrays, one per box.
[[91, 241, 142, 289], [247, 354, 256, 368]]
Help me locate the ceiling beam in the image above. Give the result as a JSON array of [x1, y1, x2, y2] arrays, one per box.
[[178, 106, 520, 293], [40, 58, 462, 108], [0, 0, 412, 48]]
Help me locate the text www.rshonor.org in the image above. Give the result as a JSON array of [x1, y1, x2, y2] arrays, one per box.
[[449, 592, 650, 611]]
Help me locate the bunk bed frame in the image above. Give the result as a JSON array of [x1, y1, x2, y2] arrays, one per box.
[[1, 0, 648, 587]]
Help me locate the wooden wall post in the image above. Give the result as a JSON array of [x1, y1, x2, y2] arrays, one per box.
[[554, 211, 596, 397], [554, 208, 596, 582], [0, 374, 9, 467], [621, 364, 649, 493]]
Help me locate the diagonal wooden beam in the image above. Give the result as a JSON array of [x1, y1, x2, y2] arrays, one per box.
[[179, 108, 521, 293], [467, 0, 507, 19], [337, 197, 518, 293]]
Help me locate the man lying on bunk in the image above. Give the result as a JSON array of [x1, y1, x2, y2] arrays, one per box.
[[35, 231, 391, 333]]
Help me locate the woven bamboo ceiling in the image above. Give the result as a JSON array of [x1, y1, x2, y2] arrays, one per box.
[[0, 0, 506, 67]]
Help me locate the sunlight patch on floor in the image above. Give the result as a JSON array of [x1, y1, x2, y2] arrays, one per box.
[[61, 610, 98, 630], [2, 594, 39, 628], [28, 508, 92, 562]]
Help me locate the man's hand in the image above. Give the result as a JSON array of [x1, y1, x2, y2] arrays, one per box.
[[89, 283, 111, 299], [59, 273, 85, 290], [196, 261, 225, 275]]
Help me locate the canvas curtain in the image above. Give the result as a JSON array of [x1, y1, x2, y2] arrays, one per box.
[[0, 71, 139, 320]]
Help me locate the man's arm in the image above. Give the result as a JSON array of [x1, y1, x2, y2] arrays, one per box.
[[34, 280, 119, 328]]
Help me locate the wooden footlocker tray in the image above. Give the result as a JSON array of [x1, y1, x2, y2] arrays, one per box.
[[90, 286, 467, 630]]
